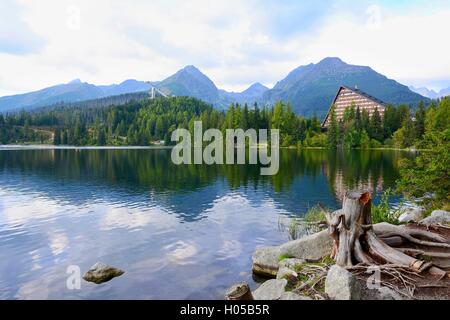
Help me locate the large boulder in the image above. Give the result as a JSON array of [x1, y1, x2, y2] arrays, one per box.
[[398, 207, 425, 223], [279, 292, 312, 300], [420, 210, 450, 225], [252, 246, 282, 277], [252, 231, 332, 277], [253, 279, 287, 300], [325, 265, 361, 300], [83, 262, 124, 284], [280, 230, 333, 262]]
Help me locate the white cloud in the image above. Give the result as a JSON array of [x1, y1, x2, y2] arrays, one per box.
[[0, 0, 449, 96]]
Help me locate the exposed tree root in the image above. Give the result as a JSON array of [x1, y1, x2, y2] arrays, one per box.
[[396, 248, 450, 259], [374, 223, 450, 248], [325, 190, 450, 287], [349, 264, 419, 298]]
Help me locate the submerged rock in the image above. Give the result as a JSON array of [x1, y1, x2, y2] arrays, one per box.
[[420, 210, 450, 225], [83, 262, 124, 284], [253, 279, 287, 300], [398, 207, 425, 223], [325, 265, 361, 300]]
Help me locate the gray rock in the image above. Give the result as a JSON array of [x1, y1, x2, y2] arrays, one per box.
[[252, 246, 282, 277], [253, 279, 287, 300], [83, 262, 124, 284], [279, 292, 312, 300], [398, 207, 425, 223], [280, 230, 333, 262], [252, 231, 332, 277], [420, 210, 450, 225], [325, 265, 361, 300], [276, 267, 298, 286], [377, 286, 403, 300], [278, 258, 306, 271]]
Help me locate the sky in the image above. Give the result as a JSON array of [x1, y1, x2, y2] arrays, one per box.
[[0, 0, 449, 96]]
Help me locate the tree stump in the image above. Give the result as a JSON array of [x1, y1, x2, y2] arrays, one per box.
[[326, 190, 449, 278], [225, 282, 254, 300]]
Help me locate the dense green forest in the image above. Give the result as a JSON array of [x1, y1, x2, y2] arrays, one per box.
[[0, 95, 446, 151], [0, 96, 323, 147]]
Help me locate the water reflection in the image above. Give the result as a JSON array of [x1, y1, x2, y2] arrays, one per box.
[[0, 149, 412, 299]]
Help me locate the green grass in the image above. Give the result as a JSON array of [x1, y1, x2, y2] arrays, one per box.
[[277, 254, 292, 262], [303, 205, 326, 223]]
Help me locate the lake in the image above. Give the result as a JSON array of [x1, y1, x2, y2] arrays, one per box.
[[0, 148, 412, 299]]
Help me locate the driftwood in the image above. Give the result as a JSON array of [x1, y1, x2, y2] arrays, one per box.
[[325, 190, 450, 279]]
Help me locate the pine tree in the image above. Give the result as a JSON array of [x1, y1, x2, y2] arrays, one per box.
[[327, 106, 339, 148], [415, 101, 426, 138], [241, 104, 249, 130], [361, 109, 370, 133], [54, 128, 62, 145], [369, 108, 383, 141], [97, 126, 107, 145], [355, 106, 362, 131], [383, 105, 397, 139]]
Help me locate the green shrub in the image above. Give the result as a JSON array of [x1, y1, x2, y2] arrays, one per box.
[[371, 188, 401, 224], [369, 139, 382, 149]]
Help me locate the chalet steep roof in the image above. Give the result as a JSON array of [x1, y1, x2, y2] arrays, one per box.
[[321, 86, 388, 128]]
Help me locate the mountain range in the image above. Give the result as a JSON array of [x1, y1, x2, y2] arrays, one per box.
[[409, 86, 450, 99], [0, 57, 429, 117]]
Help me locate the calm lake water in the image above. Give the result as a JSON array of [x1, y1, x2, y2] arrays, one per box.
[[0, 148, 412, 299]]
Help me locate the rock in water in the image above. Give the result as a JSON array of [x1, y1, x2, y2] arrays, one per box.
[[252, 246, 282, 277], [83, 262, 124, 284], [253, 279, 287, 300], [325, 265, 361, 300], [225, 282, 254, 300], [420, 210, 450, 225]]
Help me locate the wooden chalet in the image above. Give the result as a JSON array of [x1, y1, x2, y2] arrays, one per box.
[[322, 86, 387, 129]]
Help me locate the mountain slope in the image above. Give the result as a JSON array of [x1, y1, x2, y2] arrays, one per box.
[[219, 82, 269, 106], [264, 57, 428, 117], [240, 82, 269, 97], [0, 79, 152, 112], [156, 65, 220, 103]]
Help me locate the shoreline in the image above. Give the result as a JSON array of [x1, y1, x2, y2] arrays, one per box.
[[0, 144, 173, 150], [0, 144, 430, 152]]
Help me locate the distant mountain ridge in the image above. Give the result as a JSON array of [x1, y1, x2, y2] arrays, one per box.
[[0, 57, 430, 116], [409, 85, 450, 99], [0, 79, 155, 112]]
